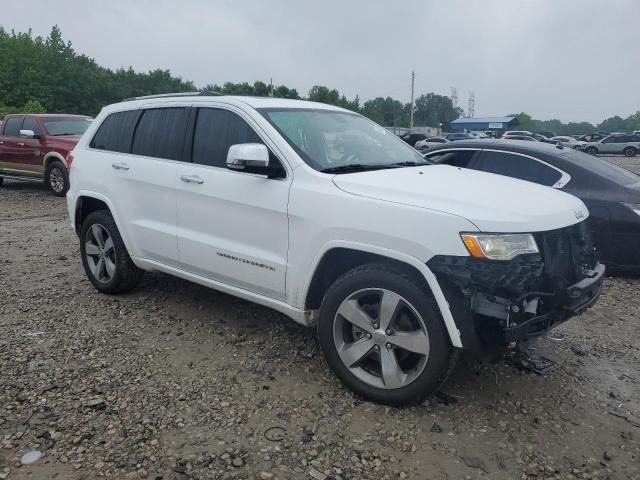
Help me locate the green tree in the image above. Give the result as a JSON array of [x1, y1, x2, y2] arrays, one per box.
[[414, 93, 462, 130]]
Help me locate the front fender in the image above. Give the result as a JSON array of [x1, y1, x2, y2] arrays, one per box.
[[300, 240, 463, 348]]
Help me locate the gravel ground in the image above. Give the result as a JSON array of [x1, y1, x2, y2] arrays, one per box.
[[1, 156, 639, 480]]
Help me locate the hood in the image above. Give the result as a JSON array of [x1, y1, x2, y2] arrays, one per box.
[[46, 135, 82, 148], [332, 165, 589, 233]]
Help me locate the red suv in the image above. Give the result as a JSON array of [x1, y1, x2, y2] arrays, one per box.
[[0, 114, 92, 196]]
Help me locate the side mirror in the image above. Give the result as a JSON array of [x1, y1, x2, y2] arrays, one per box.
[[19, 129, 39, 139], [226, 143, 271, 175]]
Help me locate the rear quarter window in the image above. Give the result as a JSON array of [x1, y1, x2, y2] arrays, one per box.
[[90, 110, 141, 153]]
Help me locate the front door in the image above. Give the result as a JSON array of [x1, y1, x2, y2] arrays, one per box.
[[176, 107, 290, 300]]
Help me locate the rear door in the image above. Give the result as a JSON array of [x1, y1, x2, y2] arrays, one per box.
[[175, 106, 290, 300], [87, 107, 185, 266]]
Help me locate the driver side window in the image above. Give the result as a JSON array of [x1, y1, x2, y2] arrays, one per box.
[[192, 108, 285, 175]]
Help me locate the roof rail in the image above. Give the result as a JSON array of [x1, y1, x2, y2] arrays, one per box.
[[121, 91, 222, 102]]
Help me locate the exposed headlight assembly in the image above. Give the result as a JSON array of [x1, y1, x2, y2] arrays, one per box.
[[461, 233, 539, 260]]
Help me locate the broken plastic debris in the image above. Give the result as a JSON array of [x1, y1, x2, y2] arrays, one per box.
[[21, 450, 42, 465]]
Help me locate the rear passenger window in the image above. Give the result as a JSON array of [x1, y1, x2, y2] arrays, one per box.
[[474, 151, 562, 186], [90, 110, 141, 153], [192, 108, 262, 167], [3, 117, 23, 136], [132, 108, 188, 160]]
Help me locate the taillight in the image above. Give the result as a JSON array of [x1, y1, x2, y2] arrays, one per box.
[[66, 152, 75, 170]]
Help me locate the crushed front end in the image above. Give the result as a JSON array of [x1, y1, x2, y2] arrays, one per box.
[[428, 221, 604, 351]]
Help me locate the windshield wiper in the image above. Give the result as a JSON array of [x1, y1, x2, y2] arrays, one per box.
[[320, 164, 400, 174], [387, 160, 432, 167]]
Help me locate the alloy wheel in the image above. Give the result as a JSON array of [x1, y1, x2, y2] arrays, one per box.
[[49, 167, 65, 193], [332, 288, 430, 390], [84, 224, 116, 283]]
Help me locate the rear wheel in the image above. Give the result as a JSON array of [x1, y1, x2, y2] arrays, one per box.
[[45, 160, 69, 196], [317, 263, 458, 406], [623, 147, 637, 157], [80, 210, 143, 294], [585, 146, 598, 155]]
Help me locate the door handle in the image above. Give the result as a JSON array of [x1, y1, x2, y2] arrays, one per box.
[[180, 174, 204, 184], [17, 142, 25, 147], [111, 162, 130, 171]]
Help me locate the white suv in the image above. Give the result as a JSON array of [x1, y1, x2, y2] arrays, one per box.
[[67, 93, 604, 405]]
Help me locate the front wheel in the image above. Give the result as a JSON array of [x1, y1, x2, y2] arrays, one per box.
[[623, 147, 637, 157], [317, 263, 458, 406], [80, 210, 143, 294], [45, 160, 69, 196], [585, 147, 598, 155]]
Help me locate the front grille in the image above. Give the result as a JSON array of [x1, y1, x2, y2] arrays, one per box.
[[533, 221, 597, 291]]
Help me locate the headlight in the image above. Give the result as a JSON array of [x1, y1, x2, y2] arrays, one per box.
[[624, 203, 640, 216], [460, 233, 539, 260]]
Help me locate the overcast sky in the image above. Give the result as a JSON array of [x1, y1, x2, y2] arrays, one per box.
[[3, 0, 639, 123]]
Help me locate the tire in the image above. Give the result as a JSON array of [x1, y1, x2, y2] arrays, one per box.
[[80, 210, 143, 294], [585, 147, 598, 155], [45, 160, 69, 196], [623, 147, 637, 157], [317, 263, 458, 406]]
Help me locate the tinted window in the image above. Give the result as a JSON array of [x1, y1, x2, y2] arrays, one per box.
[[41, 117, 91, 136], [426, 149, 477, 168], [474, 151, 562, 186], [132, 108, 188, 160], [192, 108, 263, 167], [90, 110, 141, 153], [602, 136, 616, 144], [560, 149, 639, 185], [3, 117, 23, 136], [22, 117, 41, 135]]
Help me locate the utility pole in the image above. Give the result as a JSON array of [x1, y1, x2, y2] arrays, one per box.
[[410, 70, 415, 130], [269, 78, 273, 97]]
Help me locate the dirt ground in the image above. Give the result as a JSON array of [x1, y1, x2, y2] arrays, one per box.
[[1, 156, 639, 480]]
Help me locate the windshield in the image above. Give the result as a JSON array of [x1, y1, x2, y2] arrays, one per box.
[[259, 108, 428, 172], [41, 117, 92, 136]]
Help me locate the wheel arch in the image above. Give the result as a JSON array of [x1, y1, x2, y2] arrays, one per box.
[[302, 242, 463, 348], [43, 151, 68, 170], [74, 192, 134, 257]]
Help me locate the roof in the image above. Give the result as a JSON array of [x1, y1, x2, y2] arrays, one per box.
[[103, 94, 348, 115], [425, 139, 573, 157], [451, 116, 516, 125], [3, 113, 92, 118]]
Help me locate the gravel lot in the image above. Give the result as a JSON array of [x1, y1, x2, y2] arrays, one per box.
[[1, 156, 639, 480]]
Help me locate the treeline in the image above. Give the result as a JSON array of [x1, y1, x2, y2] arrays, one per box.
[[0, 26, 462, 129], [513, 111, 640, 136], [1, 26, 638, 134]]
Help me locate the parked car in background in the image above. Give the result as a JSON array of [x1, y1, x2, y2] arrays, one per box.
[[414, 136, 449, 152], [550, 136, 586, 150], [468, 131, 490, 139], [67, 93, 603, 405], [424, 140, 640, 272], [577, 132, 608, 142], [532, 133, 555, 143], [446, 132, 474, 141], [400, 132, 428, 148], [0, 113, 92, 195], [582, 134, 640, 157], [538, 131, 556, 139], [503, 130, 534, 138], [502, 135, 539, 142]]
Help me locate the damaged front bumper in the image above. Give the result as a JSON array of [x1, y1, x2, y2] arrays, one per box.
[[428, 222, 604, 349]]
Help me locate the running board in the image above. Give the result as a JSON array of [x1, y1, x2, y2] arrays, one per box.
[[0, 174, 44, 183]]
